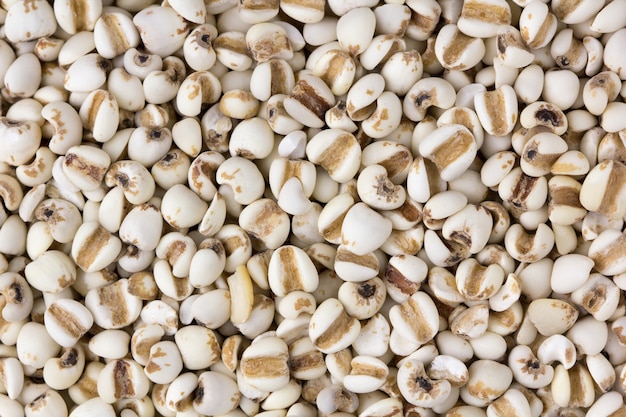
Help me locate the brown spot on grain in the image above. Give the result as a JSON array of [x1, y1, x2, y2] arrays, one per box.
[[552, 0, 583, 21], [428, 129, 475, 172], [462, 0, 511, 25], [311, 310, 356, 350], [294, 297, 312, 311], [549, 184, 584, 210], [249, 32, 290, 63], [288, 351, 324, 372], [490, 396, 516, 416], [214, 34, 250, 56], [335, 248, 379, 270], [315, 133, 357, 176], [480, 89, 509, 136], [144, 360, 161, 373], [351, 362, 387, 378], [100, 14, 131, 56], [46, 303, 87, 339], [113, 360, 135, 399], [85, 90, 108, 129], [568, 363, 592, 407], [467, 380, 505, 400], [385, 263, 420, 295], [597, 161, 626, 218], [75, 224, 112, 271], [508, 173, 538, 210], [524, 12, 556, 49], [410, 8, 438, 33], [442, 29, 476, 70], [97, 282, 129, 327], [289, 79, 332, 119], [398, 296, 434, 343], [277, 247, 304, 293], [64, 152, 107, 184], [241, 356, 289, 379], [319, 50, 353, 90]]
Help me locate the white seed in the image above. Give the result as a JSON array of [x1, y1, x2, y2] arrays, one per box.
[[17, 322, 60, 369], [537, 334, 576, 370], [591, 0, 626, 33], [143, 341, 183, 385], [0, 119, 41, 167], [280, 0, 325, 23], [88, 329, 130, 360], [403, 77, 456, 122], [336, 7, 376, 56], [527, 298, 579, 336], [239, 336, 289, 392], [550, 363, 595, 408], [5, 0, 57, 43], [550, 254, 594, 294], [361, 92, 403, 139], [450, 304, 490, 339], [461, 359, 512, 406], [0, 357, 23, 400], [133, 5, 188, 58], [389, 291, 439, 345], [586, 352, 617, 393], [405, 0, 441, 40], [24, 249, 76, 293], [216, 156, 265, 205]]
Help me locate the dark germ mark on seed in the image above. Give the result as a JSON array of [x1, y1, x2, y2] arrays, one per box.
[[61, 348, 79, 367], [163, 152, 176, 163], [417, 377, 433, 391], [9, 282, 23, 303], [416, 93, 431, 107], [497, 35, 506, 54], [116, 173, 129, 188], [536, 109, 560, 127], [98, 59, 111, 71], [358, 284, 377, 298], [526, 149, 537, 160]]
